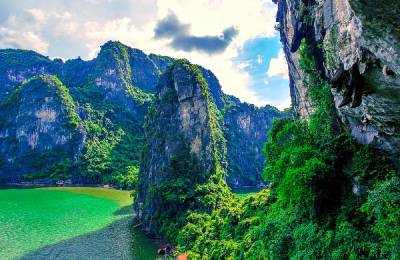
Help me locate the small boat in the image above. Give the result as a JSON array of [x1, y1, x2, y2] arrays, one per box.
[[157, 244, 174, 255]]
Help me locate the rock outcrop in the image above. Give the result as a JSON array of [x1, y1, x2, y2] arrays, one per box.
[[198, 66, 289, 186], [0, 75, 85, 181], [136, 60, 226, 233], [0, 42, 167, 182], [0, 41, 286, 184], [223, 103, 288, 186], [275, 0, 400, 158]]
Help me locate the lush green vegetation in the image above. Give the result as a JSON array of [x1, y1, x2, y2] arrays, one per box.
[[0, 74, 145, 187], [0, 49, 53, 72], [1, 39, 398, 259], [146, 40, 400, 259], [68, 42, 156, 187], [0, 43, 153, 186], [45, 75, 81, 129], [76, 103, 142, 188], [0, 75, 84, 181], [149, 142, 232, 243]]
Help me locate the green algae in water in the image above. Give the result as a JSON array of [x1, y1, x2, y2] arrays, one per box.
[[0, 187, 159, 260]]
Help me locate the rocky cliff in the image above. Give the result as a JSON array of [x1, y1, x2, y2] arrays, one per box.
[[0, 42, 165, 183], [136, 60, 227, 233], [199, 66, 290, 186], [223, 103, 288, 186], [275, 0, 400, 159], [0, 41, 286, 185], [0, 75, 85, 181]]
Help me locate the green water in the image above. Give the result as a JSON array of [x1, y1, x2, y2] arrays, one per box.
[[0, 187, 160, 260], [232, 187, 261, 199]]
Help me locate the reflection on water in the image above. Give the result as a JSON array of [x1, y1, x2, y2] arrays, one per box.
[[21, 217, 135, 260], [0, 187, 161, 260]]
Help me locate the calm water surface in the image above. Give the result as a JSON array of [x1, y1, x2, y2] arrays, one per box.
[[232, 186, 262, 198], [0, 187, 160, 260]]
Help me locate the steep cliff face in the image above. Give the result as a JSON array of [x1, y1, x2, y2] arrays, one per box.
[[0, 50, 58, 102], [136, 60, 227, 233], [223, 104, 288, 186], [0, 41, 286, 184], [0, 42, 167, 183], [275, 0, 400, 158], [199, 66, 289, 186], [0, 75, 85, 181]]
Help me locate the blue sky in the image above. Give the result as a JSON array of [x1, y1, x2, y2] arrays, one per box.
[[0, 0, 290, 109], [235, 37, 290, 108]]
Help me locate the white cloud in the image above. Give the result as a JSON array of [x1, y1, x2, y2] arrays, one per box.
[[148, 0, 279, 106], [267, 49, 289, 79], [26, 9, 48, 24], [0, 28, 48, 54], [238, 62, 251, 70], [72, 0, 279, 106], [155, 0, 277, 46], [266, 97, 291, 110], [0, 0, 287, 107]]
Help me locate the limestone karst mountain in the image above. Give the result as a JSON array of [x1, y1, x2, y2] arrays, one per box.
[[0, 41, 287, 185]]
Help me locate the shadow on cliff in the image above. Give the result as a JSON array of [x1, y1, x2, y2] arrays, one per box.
[[20, 216, 159, 260]]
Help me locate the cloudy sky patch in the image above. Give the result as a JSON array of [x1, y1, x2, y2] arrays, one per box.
[[154, 12, 238, 54], [267, 49, 289, 79], [0, 0, 290, 109]]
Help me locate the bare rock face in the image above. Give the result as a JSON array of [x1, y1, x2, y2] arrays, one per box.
[[136, 60, 226, 233], [0, 76, 85, 181], [275, 0, 400, 157], [275, 0, 311, 118], [223, 104, 288, 187], [199, 67, 289, 187]]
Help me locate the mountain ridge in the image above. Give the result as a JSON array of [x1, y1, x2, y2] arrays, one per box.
[[0, 41, 288, 186]]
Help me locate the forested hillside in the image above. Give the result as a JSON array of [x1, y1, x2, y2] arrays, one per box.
[[134, 0, 400, 258], [0, 41, 286, 186]]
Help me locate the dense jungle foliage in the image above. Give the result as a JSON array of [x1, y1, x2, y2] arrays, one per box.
[[76, 102, 143, 189], [149, 39, 400, 259]]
